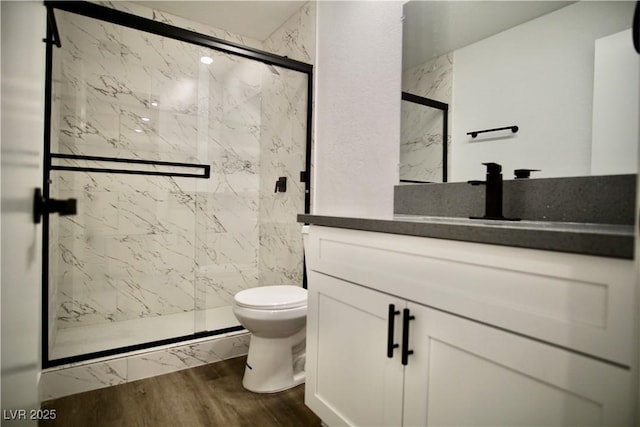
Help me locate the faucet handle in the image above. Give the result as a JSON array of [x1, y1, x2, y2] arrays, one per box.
[[514, 169, 540, 179], [482, 162, 502, 174]]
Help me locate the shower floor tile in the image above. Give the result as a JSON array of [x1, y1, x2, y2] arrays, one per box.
[[51, 306, 240, 360]]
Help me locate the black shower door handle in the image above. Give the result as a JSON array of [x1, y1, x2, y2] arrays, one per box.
[[33, 188, 77, 224]]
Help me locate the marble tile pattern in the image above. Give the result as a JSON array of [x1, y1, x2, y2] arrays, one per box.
[[258, 67, 307, 285], [402, 53, 453, 100], [400, 101, 446, 183], [95, 1, 263, 51], [262, 1, 315, 214], [401, 54, 453, 183], [263, 2, 316, 64], [48, 49, 62, 358], [48, 1, 313, 358], [41, 331, 250, 401]]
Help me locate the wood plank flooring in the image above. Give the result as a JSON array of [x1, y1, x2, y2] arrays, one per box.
[[40, 356, 321, 427]]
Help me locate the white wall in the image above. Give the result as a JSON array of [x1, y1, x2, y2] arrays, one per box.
[[451, 1, 634, 182], [591, 29, 639, 175], [1, 1, 47, 422], [313, 1, 402, 219]]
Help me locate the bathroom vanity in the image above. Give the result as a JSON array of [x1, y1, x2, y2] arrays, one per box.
[[298, 214, 637, 426]]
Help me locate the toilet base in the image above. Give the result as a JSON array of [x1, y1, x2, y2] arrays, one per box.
[[242, 331, 305, 393]]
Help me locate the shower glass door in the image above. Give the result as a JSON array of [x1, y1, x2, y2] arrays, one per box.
[[45, 6, 309, 365]]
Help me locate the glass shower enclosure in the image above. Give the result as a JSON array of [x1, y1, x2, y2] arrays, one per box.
[[42, 3, 312, 367]]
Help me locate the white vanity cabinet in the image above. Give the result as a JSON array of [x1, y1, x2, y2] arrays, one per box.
[[304, 225, 636, 426], [306, 271, 405, 426], [403, 302, 631, 426]]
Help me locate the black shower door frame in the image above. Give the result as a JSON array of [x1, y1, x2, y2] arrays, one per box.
[[41, 1, 313, 368]]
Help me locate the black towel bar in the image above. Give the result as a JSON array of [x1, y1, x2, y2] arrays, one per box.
[[50, 153, 211, 179], [467, 125, 518, 138]]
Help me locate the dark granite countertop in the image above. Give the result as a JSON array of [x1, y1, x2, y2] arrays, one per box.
[[298, 214, 635, 259]]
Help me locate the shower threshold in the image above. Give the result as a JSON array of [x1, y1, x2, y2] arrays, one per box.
[[50, 306, 240, 361]]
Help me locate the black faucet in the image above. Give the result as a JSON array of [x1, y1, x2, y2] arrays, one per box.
[[468, 162, 520, 221]]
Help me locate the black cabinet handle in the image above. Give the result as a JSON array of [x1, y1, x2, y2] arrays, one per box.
[[401, 308, 415, 365], [387, 304, 400, 358]]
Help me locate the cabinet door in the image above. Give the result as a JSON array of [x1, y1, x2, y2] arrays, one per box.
[[403, 303, 632, 426], [306, 271, 405, 426]]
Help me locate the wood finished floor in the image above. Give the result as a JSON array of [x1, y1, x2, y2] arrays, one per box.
[[40, 356, 321, 427]]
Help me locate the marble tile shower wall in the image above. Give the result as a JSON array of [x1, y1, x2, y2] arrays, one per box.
[[263, 2, 316, 64], [258, 68, 307, 285], [49, 4, 310, 337], [400, 101, 446, 182], [48, 46, 63, 355], [401, 53, 453, 182], [96, 1, 264, 52]]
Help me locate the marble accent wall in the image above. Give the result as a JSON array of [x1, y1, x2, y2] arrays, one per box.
[[401, 53, 453, 183], [258, 67, 307, 285], [259, 1, 315, 285], [52, 10, 206, 330], [263, 1, 315, 217], [402, 53, 453, 100], [48, 2, 313, 357], [263, 2, 316, 64], [48, 45, 64, 358], [95, 1, 263, 51], [400, 101, 446, 183]]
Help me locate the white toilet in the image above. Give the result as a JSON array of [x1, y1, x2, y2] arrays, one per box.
[[233, 284, 308, 393]]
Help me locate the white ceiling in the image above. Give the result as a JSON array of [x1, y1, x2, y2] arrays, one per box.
[[132, 1, 574, 68], [403, 1, 574, 70], [132, 1, 306, 41]]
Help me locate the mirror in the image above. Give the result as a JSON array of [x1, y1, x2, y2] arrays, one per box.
[[400, 92, 449, 183], [401, 1, 639, 183]]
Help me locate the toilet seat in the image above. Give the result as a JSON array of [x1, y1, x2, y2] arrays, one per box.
[[234, 285, 307, 310]]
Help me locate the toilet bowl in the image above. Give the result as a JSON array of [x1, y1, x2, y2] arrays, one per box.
[[233, 284, 307, 393]]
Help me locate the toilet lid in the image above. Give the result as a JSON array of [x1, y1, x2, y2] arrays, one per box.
[[234, 285, 307, 310]]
